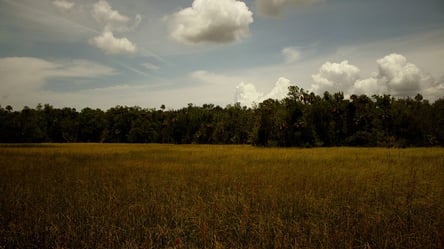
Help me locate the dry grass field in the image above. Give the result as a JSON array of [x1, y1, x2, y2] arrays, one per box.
[[0, 144, 443, 248]]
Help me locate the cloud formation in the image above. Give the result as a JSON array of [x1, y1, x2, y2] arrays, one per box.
[[90, 31, 136, 54], [92, 0, 130, 28], [52, 0, 74, 11], [0, 57, 115, 81], [311, 60, 360, 93], [235, 77, 293, 106], [282, 47, 301, 63], [235, 82, 263, 106], [311, 53, 444, 100], [374, 54, 423, 95], [256, 0, 323, 17], [0, 57, 115, 106], [89, 0, 140, 54], [170, 0, 253, 44]]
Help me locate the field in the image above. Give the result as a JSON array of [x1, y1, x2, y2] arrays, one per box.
[[0, 144, 443, 249]]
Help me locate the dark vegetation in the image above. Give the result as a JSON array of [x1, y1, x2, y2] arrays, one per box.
[[1, 87, 443, 146]]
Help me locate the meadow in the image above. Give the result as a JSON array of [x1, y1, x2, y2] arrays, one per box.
[[0, 144, 442, 249]]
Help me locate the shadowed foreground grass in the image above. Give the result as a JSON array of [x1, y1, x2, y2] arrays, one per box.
[[0, 144, 443, 248]]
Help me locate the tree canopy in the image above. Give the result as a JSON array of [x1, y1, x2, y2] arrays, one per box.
[[1, 89, 443, 147]]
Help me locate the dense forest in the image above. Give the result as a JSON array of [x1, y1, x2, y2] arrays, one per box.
[[1, 87, 443, 147]]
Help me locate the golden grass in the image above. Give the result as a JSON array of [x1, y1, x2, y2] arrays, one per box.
[[0, 144, 443, 248]]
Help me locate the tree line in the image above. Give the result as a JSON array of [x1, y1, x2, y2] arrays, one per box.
[[1, 87, 443, 147]]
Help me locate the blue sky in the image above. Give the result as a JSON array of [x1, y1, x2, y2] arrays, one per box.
[[1, 0, 443, 109]]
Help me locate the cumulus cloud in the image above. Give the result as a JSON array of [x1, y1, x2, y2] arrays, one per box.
[[235, 82, 263, 106], [169, 0, 253, 44], [89, 0, 140, 54], [92, 0, 130, 27], [352, 77, 385, 96], [263, 77, 293, 100], [282, 47, 301, 63], [256, 0, 323, 17], [92, 0, 142, 31], [235, 77, 293, 106], [52, 0, 74, 11], [375, 53, 423, 95], [310, 53, 444, 100], [311, 60, 360, 93], [351, 54, 437, 97], [90, 31, 136, 54]]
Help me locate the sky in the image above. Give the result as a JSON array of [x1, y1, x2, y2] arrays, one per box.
[[1, 0, 444, 110]]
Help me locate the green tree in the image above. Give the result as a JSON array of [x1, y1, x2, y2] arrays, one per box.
[[104, 106, 138, 142], [78, 108, 107, 142], [432, 98, 444, 145]]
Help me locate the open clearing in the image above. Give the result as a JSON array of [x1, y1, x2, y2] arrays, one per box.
[[0, 144, 443, 248]]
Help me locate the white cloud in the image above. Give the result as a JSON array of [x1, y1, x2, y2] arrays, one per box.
[[91, 0, 142, 32], [0, 57, 115, 107], [90, 31, 136, 54], [0, 57, 159, 109], [235, 82, 263, 107], [92, 0, 129, 27], [263, 77, 293, 100], [353, 77, 385, 95], [0, 57, 55, 94], [52, 0, 74, 11], [352, 53, 444, 99], [0, 57, 115, 87], [311, 60, 360, 93], [235, 77, 293, 106], [89, 0, 140, 54], [375, 53, 422, 95], [169, 0, 253, 44], [188, 71, 294, 107], [256, 0, 323, 17], [282, 47, 301, 63], [310, 53, 444, 100]]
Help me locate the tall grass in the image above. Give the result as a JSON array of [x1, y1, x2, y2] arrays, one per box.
[[0, 144, 443, 248]]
